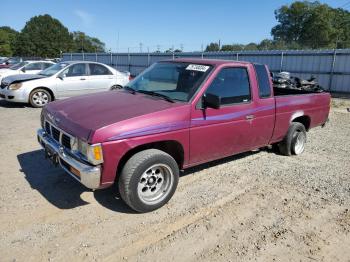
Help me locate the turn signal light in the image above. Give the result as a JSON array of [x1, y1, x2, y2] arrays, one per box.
[[93, 145, 102, 161]]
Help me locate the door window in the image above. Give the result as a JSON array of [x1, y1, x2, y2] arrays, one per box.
[[63, 64, 87, 77], [89, 64, 112, 75], [205, 67, 251, 105], [42, 63, 53, 69], [24, 63, 43, 70]]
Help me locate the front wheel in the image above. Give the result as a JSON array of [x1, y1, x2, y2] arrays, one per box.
[[118, 149, 179, 213], [29, 89, 52, 107]]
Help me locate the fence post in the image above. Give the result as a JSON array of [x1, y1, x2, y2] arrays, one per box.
[[82, 52, 85, 61], [95, 52, 97, 62], [110, 52, 113, 66], [70, 53, 73, 60], [236, 53, 239, 61], [328, 50, 337, 92], [128, 48, 131, 73], [280, 52, 284, 72]]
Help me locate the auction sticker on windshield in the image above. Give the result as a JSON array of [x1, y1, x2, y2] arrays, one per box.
[[186, 64, 210, 72]]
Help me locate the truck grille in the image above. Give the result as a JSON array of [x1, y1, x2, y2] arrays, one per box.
[[61, 134, 72, 149], [44, 121, 73, 150], [51, 126, 60, 141]]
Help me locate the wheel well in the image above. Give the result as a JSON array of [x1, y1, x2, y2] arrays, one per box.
[[292, 115, 311, 131], [116, 140, 185, 182], [29, 87, 55, 101]]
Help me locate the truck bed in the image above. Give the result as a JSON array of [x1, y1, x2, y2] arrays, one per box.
[[274, 87, 325, 96], [271, 90, 330, 144]]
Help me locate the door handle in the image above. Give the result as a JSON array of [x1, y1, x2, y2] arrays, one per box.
[[246, 115, 255, 120], [80, 78, 86, 80]]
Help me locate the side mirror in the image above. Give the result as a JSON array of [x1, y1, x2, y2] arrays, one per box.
[[5, 61, 9, 65], [203, 93, 221, 109], [21, 67, 26, 73]]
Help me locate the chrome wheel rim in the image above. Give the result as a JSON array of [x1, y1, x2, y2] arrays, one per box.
[[32, 91, 49, 106], [137, 164, 174, 205], [294, 132, 305, 155]]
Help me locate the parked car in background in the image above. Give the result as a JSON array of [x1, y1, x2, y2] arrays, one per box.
[[0, 57, 22, 69], [0, 61, 130, 107], [0, 57, 8, 63], [0, 60, 55, 82], [37, 59, 331, 212]]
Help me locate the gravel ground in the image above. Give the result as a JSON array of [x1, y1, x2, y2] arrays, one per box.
[[0, 98, 349, 262]]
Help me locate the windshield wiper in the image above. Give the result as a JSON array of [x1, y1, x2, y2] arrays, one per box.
[[137, 90, 175, 103], [123, 85, 136, 94]]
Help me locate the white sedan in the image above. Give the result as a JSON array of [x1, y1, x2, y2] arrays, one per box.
[[0, 60, 55, 83], [0, 61, 130, 107]]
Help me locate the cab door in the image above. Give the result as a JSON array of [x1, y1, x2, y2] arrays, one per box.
[[190, 66, 255, 164], [56, 63, 89, 98]]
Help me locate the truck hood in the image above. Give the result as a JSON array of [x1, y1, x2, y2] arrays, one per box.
[[1, 74, 46, 85], [44, 90, 190, 143]]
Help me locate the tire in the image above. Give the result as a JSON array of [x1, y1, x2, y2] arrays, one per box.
[[110, 85, 122, 90], [278, 122, 307, 156], [118, 149, 179, 213], [29, 88, 52, 108]]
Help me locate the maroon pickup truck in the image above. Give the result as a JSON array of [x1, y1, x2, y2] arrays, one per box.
[[37, 59, 330, 212]]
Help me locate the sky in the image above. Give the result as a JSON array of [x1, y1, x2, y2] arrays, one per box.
[[0, 0, 349, 52]]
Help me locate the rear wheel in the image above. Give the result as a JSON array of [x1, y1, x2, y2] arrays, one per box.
[[29, 89, 52, 108], [118, 149, 179, 213], [278, 122, 306, 156]]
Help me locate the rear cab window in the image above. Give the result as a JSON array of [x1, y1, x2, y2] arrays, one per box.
[[254, 64, 272, 98]]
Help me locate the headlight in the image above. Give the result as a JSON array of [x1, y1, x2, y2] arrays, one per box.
[[8, 82, 22, 90], [77, 140, 103, 165]]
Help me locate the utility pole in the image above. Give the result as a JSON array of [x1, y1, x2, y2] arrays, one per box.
[[116, 31, 120, 53], [180, 43, 184, 52]]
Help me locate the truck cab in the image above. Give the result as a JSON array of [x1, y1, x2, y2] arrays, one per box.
[[37, 59, 330, 213]]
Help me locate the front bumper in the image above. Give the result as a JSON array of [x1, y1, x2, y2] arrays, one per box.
[[37, 128, 102, 189], [0, 88, 27, 103]]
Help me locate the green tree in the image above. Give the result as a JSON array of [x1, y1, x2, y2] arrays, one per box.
[[332, 8, 350, 48], [0, 26, 18, 56], [244, 43, 258, 51], [221, 44, 244, 51], [205, 42, 220, 52], [13, 14, 73, 57], [71, 31, 105, 53], [271, 1, 350, 49]]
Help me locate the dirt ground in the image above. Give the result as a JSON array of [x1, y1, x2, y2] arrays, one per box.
[[0, 98, 349, 262]]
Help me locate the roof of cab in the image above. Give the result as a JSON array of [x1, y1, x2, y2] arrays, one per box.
[[163, 58, 252, 66]]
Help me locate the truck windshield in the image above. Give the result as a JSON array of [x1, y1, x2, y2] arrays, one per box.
[[127, 62, 213, 102], [39, 62, 69, 76]]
